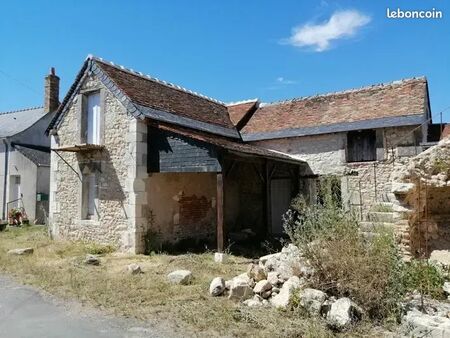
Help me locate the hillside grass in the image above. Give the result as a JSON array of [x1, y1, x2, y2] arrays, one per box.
[[0, 226, 383, 337]]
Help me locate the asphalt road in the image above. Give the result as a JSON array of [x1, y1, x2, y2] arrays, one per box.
[[0, 275, 175, 338]]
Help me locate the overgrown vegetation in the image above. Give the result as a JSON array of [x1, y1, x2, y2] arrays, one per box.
[[283, 176, 446, 324], [431, 156, 450, 175], [0, 225, 380, 337]]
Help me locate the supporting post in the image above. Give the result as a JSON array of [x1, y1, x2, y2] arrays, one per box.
[[216, 172, 224, 252], [265, 160, 272, 235]]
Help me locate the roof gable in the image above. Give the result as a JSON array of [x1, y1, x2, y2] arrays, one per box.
[[242, 77, 429, 140], [48, 56, 240, 139], [227, 99, 258, 130]]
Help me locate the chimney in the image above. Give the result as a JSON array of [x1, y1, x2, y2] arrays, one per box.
[[44, 67, 60, 113]]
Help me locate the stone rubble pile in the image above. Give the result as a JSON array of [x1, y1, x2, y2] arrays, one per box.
[[209, 244, 450, 334], [209, 244, 363, 330]]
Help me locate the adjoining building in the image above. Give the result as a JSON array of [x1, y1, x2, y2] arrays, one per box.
[[0, 69, 59, 224]]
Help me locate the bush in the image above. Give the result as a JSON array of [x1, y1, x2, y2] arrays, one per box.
[[85, 243, 116, 255], [403, 260, 445, 299], [283, 177, 406, 321]]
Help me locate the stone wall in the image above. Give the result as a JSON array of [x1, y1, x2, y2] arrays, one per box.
[[253, 126, 421, 218], [146, 172, 217, 247], [49, 75, 148, 253], [390, 138, 450, 258]]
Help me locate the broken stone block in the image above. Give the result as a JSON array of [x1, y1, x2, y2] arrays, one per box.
[[214, 252, 227, 264], [300, 288, 327, 316], [209, 277, 225, 297], [126, 263, 142, 275], [228, 279, 253, 301], [247, 263, 267, 282], [327, 298, 363, 331], [167, 270, 192, 285], [84, 254, 100, 265], [7, 247, 34, 256]]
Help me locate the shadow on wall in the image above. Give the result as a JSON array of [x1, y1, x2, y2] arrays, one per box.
[[76, 149, 126, 202]]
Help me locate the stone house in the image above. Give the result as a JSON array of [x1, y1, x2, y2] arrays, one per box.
[[0, 69, 59, 224], [47, 56, 308, 253], [240, 78, 438, 218]]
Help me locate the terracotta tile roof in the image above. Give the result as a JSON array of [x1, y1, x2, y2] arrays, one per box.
[[242, 77, 428, 136], [227, 99, 258, 127], [94, 59, 235, 130]]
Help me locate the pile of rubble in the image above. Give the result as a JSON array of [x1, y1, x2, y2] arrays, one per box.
[[209, 244, 362, 330]]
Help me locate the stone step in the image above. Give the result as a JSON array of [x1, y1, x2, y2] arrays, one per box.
[[367, 211, 395, 223], [359, 221, 395, 232]]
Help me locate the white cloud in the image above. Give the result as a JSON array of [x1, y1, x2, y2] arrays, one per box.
[[276, 77, 297, 85], [285, 10, 371, 52]]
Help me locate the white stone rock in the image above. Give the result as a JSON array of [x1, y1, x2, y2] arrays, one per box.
[[167, 270, 192, 285], [430, 250, 450, 268], [84, 254, 100, 265], [214, 252, 227, 264], [228, 279, 253, 301], [267, 271, 280, 286], [7, 247, 34, 256], [259, 253, 281, 265], [232, 272, 255, 288], [253, 280, 272, 294], [270, 276, 303, 309], [300, 288, 327, 316], [327, 298, 362, 330], [209, 277, 225, 296], [247, 263, 267, 282], [443, 282, 450, 297], [403, 311, 450, 338], [243, 295, 264, 307], [126, 263, 142, 275], [391, 182, 415, 195]]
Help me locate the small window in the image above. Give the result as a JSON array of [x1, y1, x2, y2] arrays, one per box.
[[82, 92, 101, 145], [347, 130, 376, 162], [81, 173, 97, 220]]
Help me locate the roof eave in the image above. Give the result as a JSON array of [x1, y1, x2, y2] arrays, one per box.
[[243, 113, 427, 141]]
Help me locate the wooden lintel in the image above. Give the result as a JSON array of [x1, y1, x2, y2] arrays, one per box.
[[216, 173, 224, 252]]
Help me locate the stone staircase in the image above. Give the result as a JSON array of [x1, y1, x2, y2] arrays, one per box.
[[359, 201, 412, 260]]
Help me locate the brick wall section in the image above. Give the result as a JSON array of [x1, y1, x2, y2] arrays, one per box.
[[146, 172, 216, 245], [49, 75, 148, 252]]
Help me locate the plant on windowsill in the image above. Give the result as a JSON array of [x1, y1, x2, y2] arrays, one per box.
[[8, 208, 22, 226]]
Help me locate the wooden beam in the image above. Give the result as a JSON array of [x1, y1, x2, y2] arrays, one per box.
[[265, 161, 272, 235], [216, 172, 224, 252]]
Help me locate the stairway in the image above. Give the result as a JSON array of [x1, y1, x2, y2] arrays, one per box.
[[359, 202, 412, 260]]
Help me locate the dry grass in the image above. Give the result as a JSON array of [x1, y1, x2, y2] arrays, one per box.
[[0, 226, 382, 337]]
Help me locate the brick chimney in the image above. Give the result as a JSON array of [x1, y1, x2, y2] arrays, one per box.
[[44, 67, 60, 113]]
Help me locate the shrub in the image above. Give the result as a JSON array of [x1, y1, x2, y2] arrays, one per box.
[[85, 243, 116, 255], [403, 260, 445, 299], [283, 177, 406, 321]]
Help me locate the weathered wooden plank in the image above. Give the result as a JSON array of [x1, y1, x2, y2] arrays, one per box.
[[216, 173, 224, 252]]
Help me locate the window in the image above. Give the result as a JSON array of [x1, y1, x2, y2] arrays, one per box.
[[347, 130, 376, 162], [82, 92, 101, 144], [81, 173, 97, 220]]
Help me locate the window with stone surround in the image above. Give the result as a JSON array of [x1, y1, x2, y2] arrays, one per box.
[[347, 130, 376, 162], [81, 171, 97, 220], [80, 91, 101, 145]]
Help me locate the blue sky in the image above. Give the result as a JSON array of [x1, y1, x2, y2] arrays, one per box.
[[1, 0, 449, 121]]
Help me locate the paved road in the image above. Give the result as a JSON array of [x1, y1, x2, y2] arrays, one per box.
[[0, 275, 175, 338]]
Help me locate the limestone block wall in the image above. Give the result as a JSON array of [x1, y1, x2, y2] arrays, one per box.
[[390, 138, 450, 258], [254, 133, 347, 175], [49, 75, 147, 252], [253, 126, 422, 217]]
